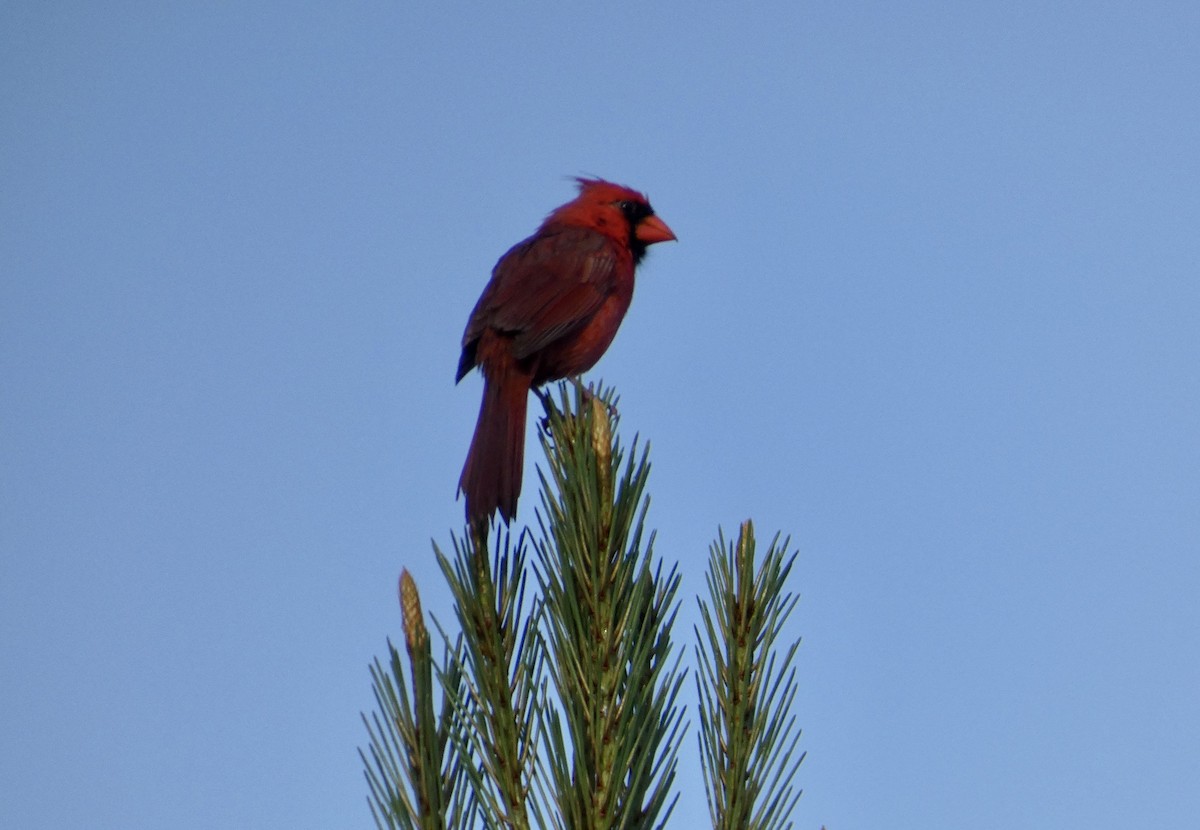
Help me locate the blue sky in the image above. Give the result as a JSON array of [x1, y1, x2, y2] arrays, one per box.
[[3, 3, 1198, 828]]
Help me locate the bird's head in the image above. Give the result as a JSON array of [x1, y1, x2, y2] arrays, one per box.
[[546, 177, 676, 261]]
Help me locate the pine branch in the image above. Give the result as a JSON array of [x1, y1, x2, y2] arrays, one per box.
[[435, 525, 542, 830], [360, 571, 474, 830], [533, 381, 686, 830], [696, 522, 805, 830], [363, 382, 809, 829]]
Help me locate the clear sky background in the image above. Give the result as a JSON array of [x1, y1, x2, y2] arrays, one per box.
[[3, 3, 1198, 828]]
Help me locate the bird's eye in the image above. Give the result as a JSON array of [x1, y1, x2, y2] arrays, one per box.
[[616, 199, 650, 222]]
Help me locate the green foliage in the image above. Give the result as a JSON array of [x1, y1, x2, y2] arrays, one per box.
[[696, 524, 805, 830], [361, 382, 806, 830], [359, 572, 475, 830], [435, 527, 541, 830], [532, 383, 685, 830]]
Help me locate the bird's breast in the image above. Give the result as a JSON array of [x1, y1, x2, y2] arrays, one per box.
[[533, 287, 633, 383]]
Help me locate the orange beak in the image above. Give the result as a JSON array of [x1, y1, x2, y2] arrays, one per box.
[[635, 214, 677, 245]]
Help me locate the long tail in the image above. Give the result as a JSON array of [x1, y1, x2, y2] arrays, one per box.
[[459, 367, 530, 523]]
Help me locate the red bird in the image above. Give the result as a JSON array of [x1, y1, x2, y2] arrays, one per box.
[[456, 178, 676, 523]]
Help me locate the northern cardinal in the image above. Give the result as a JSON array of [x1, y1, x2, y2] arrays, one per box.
[[456, 178, 676, 523]]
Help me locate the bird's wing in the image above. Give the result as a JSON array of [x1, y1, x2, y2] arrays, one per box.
[[465, 227, 620, 362]]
